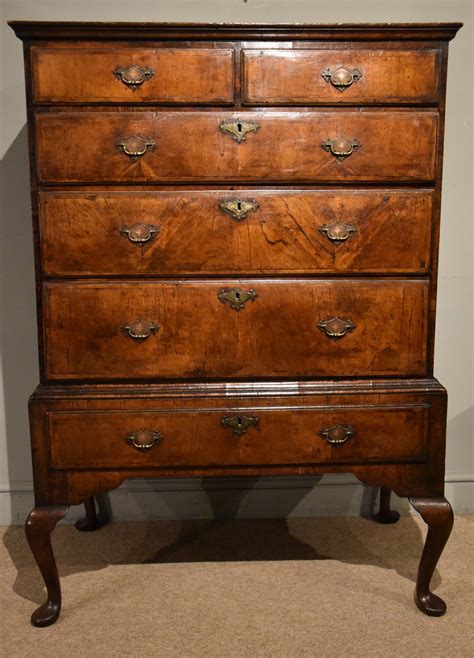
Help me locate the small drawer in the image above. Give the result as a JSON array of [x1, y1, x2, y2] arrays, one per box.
[[35, 110, 438, 183], [242, 49, 439, 105], [43, 279, 428, 380], [48, 405, 429, 470], [31, 47, 234, 104], [40, 190, 433, 276]]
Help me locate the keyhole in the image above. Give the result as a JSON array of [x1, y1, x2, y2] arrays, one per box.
[[237, 416, 242, 427], [237, 201, 242, 211], [235, 292, 240, 301], [237, 123, 242, 133]]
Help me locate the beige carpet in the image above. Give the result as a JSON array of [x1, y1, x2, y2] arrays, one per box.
[[1, 515, 473, 657]]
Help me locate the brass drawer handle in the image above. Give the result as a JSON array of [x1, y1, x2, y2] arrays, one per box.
[[319, 425, 356, 445], [219, 198, 259, 221], [317, 317, 355, 340], [321, 65, 362, 91], [122, 319, 159, 342], [126, 428, 163, 452], [221, 414, 259, 436], [322, 138, 361, 162], [218, 288, 256, 311], [113, 64, 154, 90], [319, 222, 357, 244], [116, 135, 155, 160], [219, 118, 260, 143], [121, 223, 159, 245]]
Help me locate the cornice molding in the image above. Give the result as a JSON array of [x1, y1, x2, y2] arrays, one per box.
[[8, 21, 463, 42]]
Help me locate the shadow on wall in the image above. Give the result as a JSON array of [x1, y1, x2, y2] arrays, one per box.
[[0, 125, 38, 515], [101, 474, 383, 522], [446, 406, 474, 510]]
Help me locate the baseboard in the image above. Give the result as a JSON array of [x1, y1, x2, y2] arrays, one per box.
[[1, 474, 472, 525]]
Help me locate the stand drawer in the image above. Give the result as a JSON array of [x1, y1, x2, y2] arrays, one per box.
[[48, 404, 429, 470]]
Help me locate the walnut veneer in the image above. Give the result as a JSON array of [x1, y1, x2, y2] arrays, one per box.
[[9, 21, 461, 626]]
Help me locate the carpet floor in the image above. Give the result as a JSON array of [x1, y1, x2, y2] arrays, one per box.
[[1, 514, 473, 657]]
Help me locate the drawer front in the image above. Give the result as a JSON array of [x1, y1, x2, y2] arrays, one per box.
[[43, 280, 428, 380], [32, 47, 234, 104], [40, 190, 433, 276], [48, 405, 429, 470], [242, 49, 439, 105], [35, 111, 437, 183]]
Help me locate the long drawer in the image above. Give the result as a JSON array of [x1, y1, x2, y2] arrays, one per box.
[[43, 279, 428, 380], [35, 111, 438, 183], [40, 190, 433, 276], [31, 47, 235, 104], [48, 404, 429, 470]]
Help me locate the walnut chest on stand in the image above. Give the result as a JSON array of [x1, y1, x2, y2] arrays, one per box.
[[9, 21, 461, 626]]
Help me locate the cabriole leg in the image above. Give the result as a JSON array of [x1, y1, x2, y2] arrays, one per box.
[[409, 497, 454, 616], [75, 496, 98, 532], [373, 487, 400, 524], [25, 506, 69, 627]]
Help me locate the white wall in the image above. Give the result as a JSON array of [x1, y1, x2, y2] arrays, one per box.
[[1, 0, 472, 523]]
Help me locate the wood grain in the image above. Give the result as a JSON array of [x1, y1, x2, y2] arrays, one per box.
[[39, 190, 433, 276], [9, 20, 460, 624], [25, 506, 69, 627], [48, 405, 429, 469], [35, 111, 438, 183], [10, 21, 463, 42], [409, 497, 454, 616], [28, 382, 448, 501], [43, 279, 429, 380], [32, 47, 234, 104], [242, 49, 439, 105]]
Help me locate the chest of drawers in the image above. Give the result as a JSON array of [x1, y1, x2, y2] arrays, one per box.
[[10, 21, 461, 627]]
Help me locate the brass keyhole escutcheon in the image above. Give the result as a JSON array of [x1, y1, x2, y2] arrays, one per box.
[[219, 118, 260, 143], [219, 198, 259, 221], [218, 288, 257, 310], [221, 414, 259, 436]]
